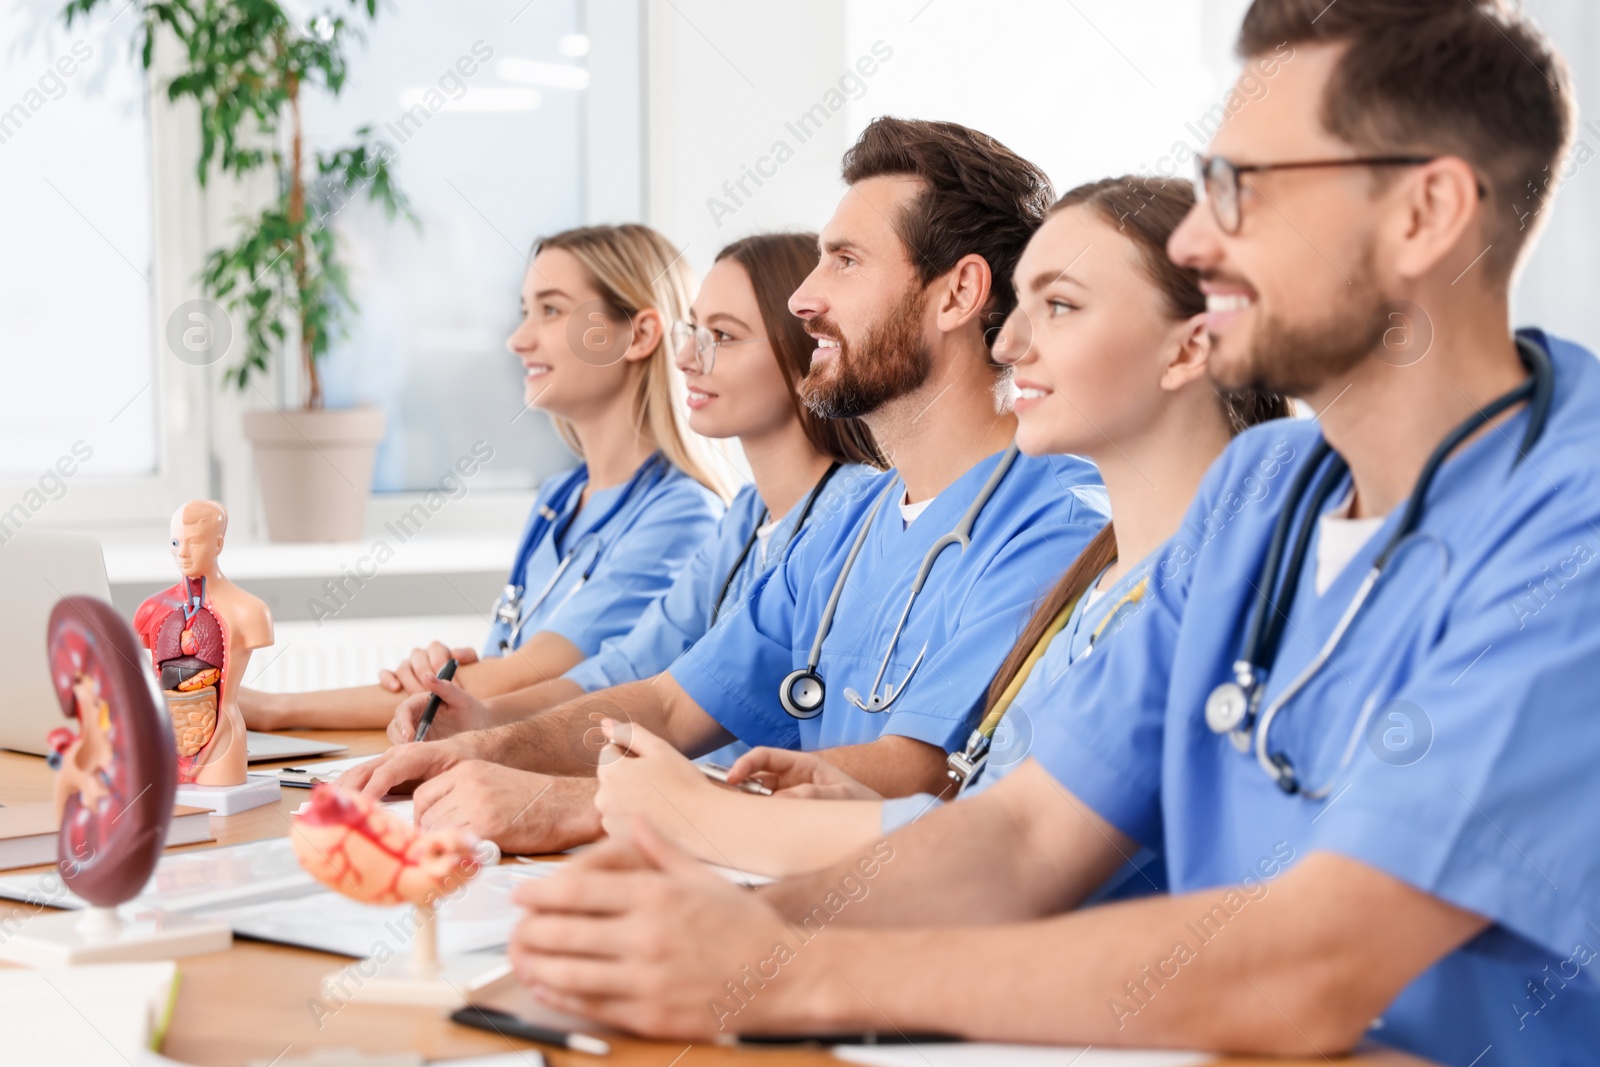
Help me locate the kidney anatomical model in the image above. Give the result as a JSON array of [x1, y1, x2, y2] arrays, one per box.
[[0, 596, 232, 967], [133, 501, 273, 786], [46, 596, 178, 907]]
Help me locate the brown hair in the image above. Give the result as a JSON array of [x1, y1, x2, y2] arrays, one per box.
[[981, 176, 1290, 713], [535, 224, 730, 499], [1237, 0, 1573, 277], [841, 116, 1054, 349], [714, 234, 885, 469]]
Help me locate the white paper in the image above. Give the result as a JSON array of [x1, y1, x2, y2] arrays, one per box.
[[0, 837, 319, 913], [209, 864, 535, 958], [832, 1044, 1213, 1067], [276, 754, 382, 781]]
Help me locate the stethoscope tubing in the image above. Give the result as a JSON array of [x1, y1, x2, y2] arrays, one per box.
[[497, 454, 668, 649], [1225, 333, 1554, 795], [793, 443, 1020, 716]]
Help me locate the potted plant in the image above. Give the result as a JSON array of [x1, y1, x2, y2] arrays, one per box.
[[66, 0, 412, 541]]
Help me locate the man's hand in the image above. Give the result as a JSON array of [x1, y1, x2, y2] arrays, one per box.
[[386, 675, 494, 745], [341, 736, 481, 797], [414, 762, 601, 855], [728, 746, 882, 800], [378, 642, 479, 694], [508, 819, 802, 1038]]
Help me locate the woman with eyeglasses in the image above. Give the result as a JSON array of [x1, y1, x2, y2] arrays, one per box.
[[242, 224, 743, 731], [579, 177, 1290, 877], [375, 232, 885, 746]]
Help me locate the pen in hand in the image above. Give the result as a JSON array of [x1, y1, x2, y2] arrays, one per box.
[[411, 658, 458, 742]]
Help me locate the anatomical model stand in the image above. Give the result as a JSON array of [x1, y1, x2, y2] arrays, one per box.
[[134, 500, 278, 814], [292, 784, 502, 1005], [0, 596, 231, 966]]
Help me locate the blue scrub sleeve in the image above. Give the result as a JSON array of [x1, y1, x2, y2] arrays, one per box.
[[878, 516, 1105, 752], [670, 561, 805, 749], [1029, 535, 1187, 849], [1305, 484, 1600, 974], [537, 484, 721, 657], [562, 531, 721, 692]]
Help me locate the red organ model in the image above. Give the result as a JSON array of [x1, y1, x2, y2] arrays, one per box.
[[46, 596, 177, 907], [133, 501, 273, 786]]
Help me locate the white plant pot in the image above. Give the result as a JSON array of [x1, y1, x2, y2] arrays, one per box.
[[242, 406, 386, 542]]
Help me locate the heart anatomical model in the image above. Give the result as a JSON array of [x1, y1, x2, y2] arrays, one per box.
[[291, 784, 479, 907]]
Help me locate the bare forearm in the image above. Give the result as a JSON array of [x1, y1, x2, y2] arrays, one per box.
[[469, 679, 690, 776], [457, 633, 583, 699], [819, 737, 950, 797], [771, 854, 1482, 1055], [482, 678, 586, 728], [762, 762, 1127, 926], [241, 684, 398, 730], [658, 789, 887, 879]]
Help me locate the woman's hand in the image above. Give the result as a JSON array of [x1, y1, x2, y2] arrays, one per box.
[[593, 720, 725, 847], [727, 747, 883, 800], [386, 674, 495, 745], [378, 641, 480, 694]]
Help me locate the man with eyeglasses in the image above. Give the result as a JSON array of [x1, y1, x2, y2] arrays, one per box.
[[345, 117, 1110, 853], [506, 1, 1600, 1061]]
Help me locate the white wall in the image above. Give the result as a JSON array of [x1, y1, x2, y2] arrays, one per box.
[[642, 0, 1600, 354], [1517, 0, 1600, 352], [642, 0, 852, 278]]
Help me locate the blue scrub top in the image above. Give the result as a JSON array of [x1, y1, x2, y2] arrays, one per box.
[[880, 557, 1156, 834], [670, 449, 1110, 752], [1031, 331, 1600, 1064], [564, 465, 878, 766], [563, 466, 879, 693], [482, 460, 723, 659]]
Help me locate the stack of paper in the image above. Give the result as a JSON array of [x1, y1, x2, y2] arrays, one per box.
[[0, 962, 179, 1066]]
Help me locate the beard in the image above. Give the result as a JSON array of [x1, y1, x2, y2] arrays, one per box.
[[799, 285, 933, 420], [1209, 249, 1390, 398]]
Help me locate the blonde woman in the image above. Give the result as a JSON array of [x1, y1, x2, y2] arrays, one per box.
[[243, 224, 727, 730]]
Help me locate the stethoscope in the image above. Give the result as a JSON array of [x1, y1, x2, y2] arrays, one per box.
[[491, 453, 669, 654], [1204, 332, 1554, 796], [709, 462, 842, 627], [948, 564, 1149, 787], [780, 444, 1020, 719]]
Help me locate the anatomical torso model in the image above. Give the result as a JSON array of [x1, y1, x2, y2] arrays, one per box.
[[133, 501, 273, 786]]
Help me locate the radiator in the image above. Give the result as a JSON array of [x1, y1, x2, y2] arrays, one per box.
[[241, 615, 488, 692]]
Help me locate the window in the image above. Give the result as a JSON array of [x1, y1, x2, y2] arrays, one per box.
[[303, 3, 592, 492], [0, 1, 155, 479]]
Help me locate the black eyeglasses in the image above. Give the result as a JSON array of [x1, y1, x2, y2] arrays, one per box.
[[1196, 154, 1445, 234]]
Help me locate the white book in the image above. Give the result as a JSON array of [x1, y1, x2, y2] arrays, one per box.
[[0, 962, 179, 1065]]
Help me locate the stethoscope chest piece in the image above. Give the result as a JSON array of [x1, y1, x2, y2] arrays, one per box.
[[780, 668, 826, 719], [1205, 680, 1251, 735]]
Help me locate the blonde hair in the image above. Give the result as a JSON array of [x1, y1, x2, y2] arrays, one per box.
[[535, 224, 730, 499]]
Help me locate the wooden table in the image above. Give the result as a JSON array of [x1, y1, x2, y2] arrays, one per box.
[[0, 732, 1436, 1066]]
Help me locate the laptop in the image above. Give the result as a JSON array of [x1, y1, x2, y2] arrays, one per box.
[[0, 531, 345, 763]]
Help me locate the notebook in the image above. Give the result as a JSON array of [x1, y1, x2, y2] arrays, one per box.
[[0, 803, 214, 872]]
